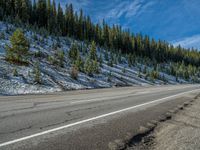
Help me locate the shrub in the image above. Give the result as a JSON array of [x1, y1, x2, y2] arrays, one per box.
[[57, 50, 65, 67], [13, 68, 18, 76], [122, 67, 126, 73], [70, 65, 79, 80], [0, 32, 5, 39]]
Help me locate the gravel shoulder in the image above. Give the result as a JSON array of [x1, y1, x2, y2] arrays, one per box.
[[127, 96, 200, 150]]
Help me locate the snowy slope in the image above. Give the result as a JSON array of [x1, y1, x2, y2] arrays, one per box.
[[0, 22, 189, 95]]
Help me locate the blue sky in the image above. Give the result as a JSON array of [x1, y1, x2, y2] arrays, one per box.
[[58, 0, 200, 49]]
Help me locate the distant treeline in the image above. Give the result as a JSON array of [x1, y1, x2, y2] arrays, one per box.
[[1, 0, 200, 67]]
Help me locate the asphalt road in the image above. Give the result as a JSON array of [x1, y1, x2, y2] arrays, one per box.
[[0, 85, 199, 150]]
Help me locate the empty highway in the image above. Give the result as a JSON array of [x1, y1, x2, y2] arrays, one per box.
[[0, 85, 199, 150]]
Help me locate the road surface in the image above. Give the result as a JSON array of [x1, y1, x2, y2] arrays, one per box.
[[0, 85, 199, 150]]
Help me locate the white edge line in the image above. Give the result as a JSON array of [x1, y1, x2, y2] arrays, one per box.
[[0, 88, 199, 147]]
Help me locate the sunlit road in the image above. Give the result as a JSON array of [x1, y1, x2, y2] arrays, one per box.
[[0, 85, 199, 150]]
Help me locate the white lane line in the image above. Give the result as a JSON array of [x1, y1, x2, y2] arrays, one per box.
[[0, 88, 199, 148], [70, 85, 198, 105]]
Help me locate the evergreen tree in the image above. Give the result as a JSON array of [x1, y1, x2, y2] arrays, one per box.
[[37, 0, 47, 27], [34, 61, 41, 84], [93, 59, 99, 73], [75, 55, 84, 71], [99, 53, 103, 67], [6, 28, 29, 63], [84, 57, 93, 76], [89, 41, 97, 60], [21, 0, 30, 23], [57, 3, 64, 35], [68, 43, 79, 62]]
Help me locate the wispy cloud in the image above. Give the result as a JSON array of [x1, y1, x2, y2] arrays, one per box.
[[59, 0, 90, 11], [105, 0, 146, 19], [173, 35, 200, 49], [93, 0, 155, 28]]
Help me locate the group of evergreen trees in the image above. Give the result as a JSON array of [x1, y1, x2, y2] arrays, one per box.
[[1, 0, 200, 68], [69, 41, 99, 77]]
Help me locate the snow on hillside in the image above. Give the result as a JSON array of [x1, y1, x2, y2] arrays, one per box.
[[0, 22, 189, 95]]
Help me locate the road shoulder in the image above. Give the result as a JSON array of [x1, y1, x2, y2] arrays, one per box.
[[127, 95, 200, 150]]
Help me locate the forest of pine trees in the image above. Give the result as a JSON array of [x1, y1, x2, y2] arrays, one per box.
[[1, 0, 200, 74]]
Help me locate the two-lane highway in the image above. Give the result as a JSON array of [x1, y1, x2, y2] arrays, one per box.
[[0, 85, 199, 150]]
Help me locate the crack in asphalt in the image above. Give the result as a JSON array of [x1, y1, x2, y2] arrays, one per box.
[[39, 117, 83, 130], [65, 106, 98, 115], [0, 104, 36, 114], [0, 126, 32, 135]]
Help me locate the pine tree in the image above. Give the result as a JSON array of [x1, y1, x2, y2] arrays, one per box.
[[89, 41, 97, 60], [104, 49, 109, 61], [128, 54, 132, 67], [84, 57, 93, 76], [68, 43, 79, 62], [47, 0, 52, 32], [75, 55, 84, 72], [6, 28, 29, 64], [57, 3, 64, 35], [34, 61, 41, 84], [21, 0, 30, 23], [37, 0, 47, 27], [93, 59, 99, 73], [99, 53, 103, 67]]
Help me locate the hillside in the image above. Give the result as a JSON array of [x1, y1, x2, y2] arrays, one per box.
[[1, 0, 200, 95], [0, 21, 195, 95]]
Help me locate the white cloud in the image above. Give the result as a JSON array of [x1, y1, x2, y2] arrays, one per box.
[[106, 0, 155, 19], [105, 0, 144, 19], [173, 35, 200, 50]]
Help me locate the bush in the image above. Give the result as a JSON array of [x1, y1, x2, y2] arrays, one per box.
[[0, 32, 5, 39], [47, 55, 55, 64], [57, 50, 65, 67], [34, 51, 45, 58], [13, 68, 18, 76], [122, 67, 126, 73], [70, 65, 79, 80]]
